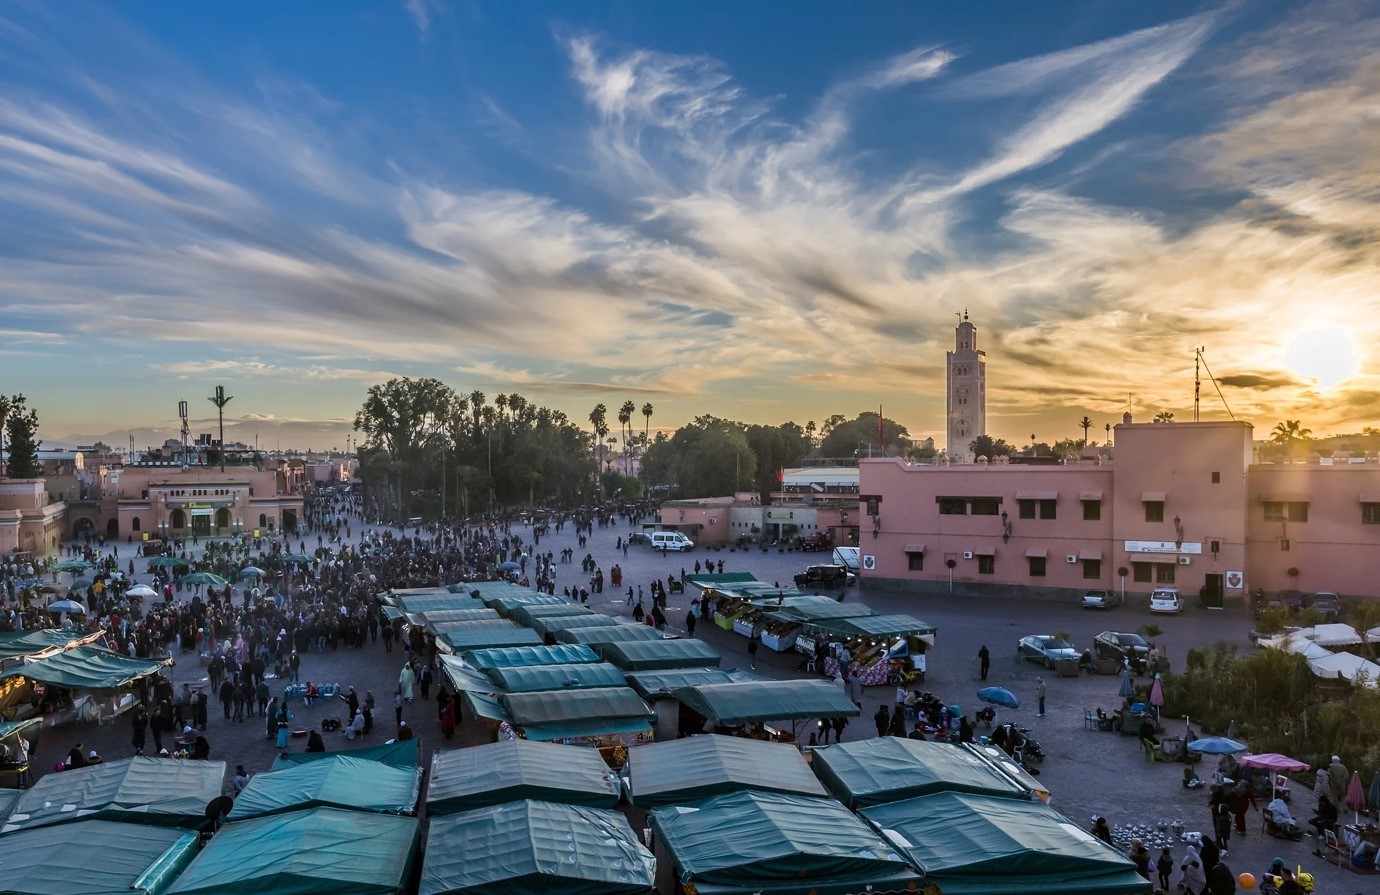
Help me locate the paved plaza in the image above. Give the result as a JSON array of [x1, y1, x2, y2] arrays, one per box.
[[28, 515, 1364, 890]]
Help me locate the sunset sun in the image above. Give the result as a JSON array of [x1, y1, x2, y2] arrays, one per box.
[[1283, 326, 1360, 389]]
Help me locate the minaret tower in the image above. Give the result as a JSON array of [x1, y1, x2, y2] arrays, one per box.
[[945, 310, 986, 462]]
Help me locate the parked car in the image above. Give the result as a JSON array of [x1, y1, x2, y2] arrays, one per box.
[[1148, 588, 1184, 615], [794, 564, 852, 589], [796, 533, 833, 552], [649, 531, 695, 552], [627, 531, 651, 546], [1094, 631, 1151, 671], [1082, 589, 1118, 610], [1277, 589, 1308, 613], [1310, 592, 1343, 622], [1017, 634, 1081, 668]]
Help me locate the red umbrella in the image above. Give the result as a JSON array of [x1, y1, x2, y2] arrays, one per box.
[[1149, 676, 1164, 707], [1345, 770, 1367, 823]]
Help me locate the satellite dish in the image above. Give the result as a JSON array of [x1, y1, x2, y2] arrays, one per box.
[[205, 795, 234, 830]]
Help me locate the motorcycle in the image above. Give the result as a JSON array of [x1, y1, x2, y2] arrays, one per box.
[[973, 706, 997, 729], [1013, 726, 1045, 763]]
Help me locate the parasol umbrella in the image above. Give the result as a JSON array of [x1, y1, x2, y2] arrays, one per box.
[[496, 561, 520, 571], [977, 686, 1020, 708], [1344, 770, 1367, 824], [69, 577, 92, 590], [46, 599, 87, 614], [240, 566, 267, 578], [1187, 736, 1248, 755], [181, 572, 228, 587], [126, 584, 157, 599], [1118, 668, 1135, 698], [1149, 675, 1164, 709], [147, 556, 188, 568], [54, 560, 95, 573], [1239, 753, 1309, 773], [1367, 771, 1380, 815], [283, 554, 315, 565]]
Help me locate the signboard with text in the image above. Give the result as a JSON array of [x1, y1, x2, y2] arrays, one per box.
[[1124, 540, 1203, 555]]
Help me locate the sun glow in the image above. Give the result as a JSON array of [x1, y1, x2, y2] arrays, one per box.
[[1282, 326, 1360, 389]]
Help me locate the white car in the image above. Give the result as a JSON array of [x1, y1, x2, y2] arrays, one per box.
[[1148, 588, 1184, 614]]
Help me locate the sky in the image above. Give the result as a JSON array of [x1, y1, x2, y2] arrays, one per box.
[[2, 0, 1379, 452]]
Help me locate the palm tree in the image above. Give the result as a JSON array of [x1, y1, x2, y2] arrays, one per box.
[[589, 404, 609, 465], [1154, 411, 1175, 423], [619, 400, 636, 473], [468, 391, 485, 438], [1271, 420, 1312, 445], [641, 402, 654, 443], [208, 385, 234, 472], [0, 394, 11, 476], [1079, 416, 1093, 445]]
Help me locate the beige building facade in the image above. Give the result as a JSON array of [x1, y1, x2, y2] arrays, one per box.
[[945, 313, 986, 463]]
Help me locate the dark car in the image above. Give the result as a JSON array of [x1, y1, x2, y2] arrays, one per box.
[[796, 533, 833, 552], [1310, 592, 1343, 622], [1277, 589, 1308, 613], [794, 564, 850, 589], [1094, 631, 1152, 672], [627, 532, 651, 546]]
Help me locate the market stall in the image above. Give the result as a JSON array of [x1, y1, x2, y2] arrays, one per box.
[[555, 623, 666, 647], [271, 738, 419, 772], [0, 716, 41, 788], [463, 686, 656, 745], [482, 592, 570, 615], [598, 638, 722, 672], [509, 603, 593, 628], [426, 739, 621, 814], [420, 800, 654, 895], [628, 733, 827, 808], [435, 627, 543, 654], [671, 678, 860, 740], [226, 754, 423, 821], [0, 819, 200, 895], [809, 736, 1033, 809], [459, 643, 599, 671], [0, 646, 172, 726], [2, 756, 227, 834], [528, 614, 621, 640], [802, 614, 937, 686]]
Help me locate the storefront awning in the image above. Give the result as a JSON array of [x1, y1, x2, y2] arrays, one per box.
[[903, 544, 925, 553], [1141, 491, 1166, 502], [971, 547, 997, 556], [1014, 491, 1058, 501], [1359, 494, 1380, 504], [1259, 494, 1309, 503], [1079, 490, 1104, 501], [1025, 548, 1048, 559], [1080, 549, 1104, 561]]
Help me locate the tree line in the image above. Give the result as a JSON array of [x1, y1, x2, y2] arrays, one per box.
[[0, 394, 41, 479]]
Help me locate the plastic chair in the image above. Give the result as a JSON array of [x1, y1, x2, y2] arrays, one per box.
[[1321, 830, 1347, 866], [1141, 739, 1163, 762], [1083, 708, 1097, 730]]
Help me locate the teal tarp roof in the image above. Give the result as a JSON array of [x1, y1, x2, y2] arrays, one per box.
[[457, 581, 529, 598], [0, 628, 105, 661], [484, 593, 569, 612], [805, 613, 936, 640], [629, 734, 827, 807], [684, 573, 760, 588], [439, 659, 502, 694], [672, 679, 860, 727], [625, 668, 762, 699], [599, 638, 722, 671], [2, 646, 171, 690], [227, 754, 422, 820], [426, 740, 619, 814], [465, 687, 655, 741], [556, 624, 664, 646], [0, 715, 43, 741], [271, 738, 419, 772], [438, 627, 542, 652], [2, 756, 227, 833], [167, 807, 419, 895], [420, 800, 654, 895], [651, 791, 917, 894], [861, 792, 1152, 895], [765, 603, 875, 624], [510, 603, 592, 626], [0, 819, 198, 895], [486, 662, 627, 694], [459, 643, 598, 670], [810, 737, 1031, 809], [413, 608, 500, 625], [396, 595, 478, 614], [529, 614, 620, 638]]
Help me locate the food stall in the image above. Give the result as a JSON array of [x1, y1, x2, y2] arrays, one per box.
[[803, 613, 938, 686]]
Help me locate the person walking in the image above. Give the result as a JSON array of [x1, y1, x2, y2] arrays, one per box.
[[418, 663, 433, 700], [747, 630, 760, 670], [1156, 846, 1172, 891], [874, 704, 890, 738], [131, 705, 148, 756], [1232, 780, 1258, 834], [977, 645, 991, 681], [685, 610, 697, 637], [1036, 676, 1047, 717]]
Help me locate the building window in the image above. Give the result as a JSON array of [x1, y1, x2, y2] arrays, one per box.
[[1263, 501, 1309, 522], [1209, 540, 1221, 554], [1287, 502, 1309, 523], [1018, 500, 1036, 520], [1280, 538, 1291, 552], [907, 553, 924, 571], [977, 555, 995, 575], [1082, 500, 1101, 521], [970, 498, 1001, 516], [1039, 499, 1057, 520], [1211, 471, 1221, 484], [938, 498, 967, 515], [1363, 504, 1380, 524], [1028, 556, 1046, 577], [1263, 501, 1284, 521], [1155, 563, 1177, 584], [1083, 559, 1102, 579], [1133, 562, 1152, 583], [1144, 501, 1164, 523]]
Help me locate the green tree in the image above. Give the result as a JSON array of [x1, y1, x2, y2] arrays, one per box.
[[1350, 599, 1380, 660], [1270, 420, 1313, 460], [618, 400, 636, 473], [3, 395, 40, 479], [1079, 416, 1093, 444], [816, 412, 912, 458], [353, 377, 457, 518], [970, 434, 1013, 460], [745, 422, 810, 503], [1154, 411, 1175, 423], [588, 404, 609, 467]]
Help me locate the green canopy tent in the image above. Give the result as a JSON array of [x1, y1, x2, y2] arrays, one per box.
[[271, 738, 419, 772], [166, 807, 420, 895], [860, 792, 1152, 895], [624, 668, 762, 700], [598, 638, 722, 671], [683, 573, 760, 588], [426, 740, 620, 814], [421, 800, 654, 895], [437, 627, 542, 653], [1, 756, 227, 833], [227, 754, 423, 821], [555, 624, 664, 647], [628, 734, 827, 808], [485, 662, 627, 694], [671, 679, 860, 728], [484, 593, 570, 614], [650, 790, 919, 895], [1, 646, 172, 691], [463, 687, 656, 741], [438, 659, 503, 695], [529, 614, 620, 639], [509, 603, 593, 627], [458, 643, 598, 670], [764, 602, 875, 624], [803, 613, 937, 643], [0, 628, 106, 662], [0, 819, 199, 895], [457, 581, 531, 600], [0, 716, 43, 787], [809, 737, 1033, 809], [412, 608, 500, 626], [396, 595, 481, 615]]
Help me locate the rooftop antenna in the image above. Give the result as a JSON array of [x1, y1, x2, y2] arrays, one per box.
[[1195, 348, 1235, 421], [178, 400, 190, 470]]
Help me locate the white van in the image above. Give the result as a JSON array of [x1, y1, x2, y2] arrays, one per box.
[[650, 531, 695, 552]]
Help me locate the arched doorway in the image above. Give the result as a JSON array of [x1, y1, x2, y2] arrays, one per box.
[[132, 517, 141, 532], [72, 517, 96, 539], [106, 518, 119, 539], [282, 510, 297, 532], [259, 513, 267, 528], [171, 509, 187, 530], [215, 508, 231, 531]]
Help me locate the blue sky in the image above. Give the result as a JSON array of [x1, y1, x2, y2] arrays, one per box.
[[2, 0, 1378, 450]]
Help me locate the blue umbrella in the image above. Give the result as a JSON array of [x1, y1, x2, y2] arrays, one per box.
[[241, 566, 267, 578], [977, 687, 1020, 709], [1118, 668, 1134, 698], [1186, 736, 1247, 754], [496, 561, 520, 571], [1367, 772, 1380, 814]]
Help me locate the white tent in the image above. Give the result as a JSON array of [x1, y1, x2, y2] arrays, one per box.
[[1298, 623, 1363, 648], [1306, 651, 1380, 688], [1262, 633, 1332, 661]]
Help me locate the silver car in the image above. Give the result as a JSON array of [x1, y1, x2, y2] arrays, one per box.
[[1017, 635, 1081, 668]]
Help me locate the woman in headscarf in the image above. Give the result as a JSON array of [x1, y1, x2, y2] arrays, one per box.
[[398, 663, 415, 702], [1179, 845, 1206, 895]]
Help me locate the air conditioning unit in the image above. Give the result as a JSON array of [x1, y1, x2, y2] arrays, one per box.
[[962, 551, 974, 560], [1066, 555, 1078, 564], [1178, 556, 1192, 566]]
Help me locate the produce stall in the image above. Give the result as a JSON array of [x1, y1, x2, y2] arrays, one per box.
[[802, 613, 937, 686]]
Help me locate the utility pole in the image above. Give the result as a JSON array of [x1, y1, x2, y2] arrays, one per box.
[[208, 385, 233, 472], [441, 447, 446, 520]]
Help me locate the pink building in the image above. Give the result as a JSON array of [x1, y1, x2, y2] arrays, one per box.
[[861, 418, 1380, 602]]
